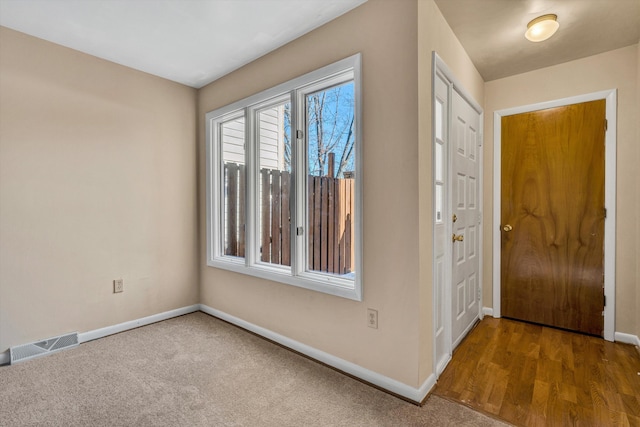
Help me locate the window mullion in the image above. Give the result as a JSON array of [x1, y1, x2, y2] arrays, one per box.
[[216, 121, 225, 260], [291, 89, 304, 277], [208, 118, 220, 261], [288, 91, 296, 276], [245, 107, 255, 268]]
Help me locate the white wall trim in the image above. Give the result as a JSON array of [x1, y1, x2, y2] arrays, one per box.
[[78, 305, 200, 343], [614, 332, 640, 347], [482, 307, 494, 317], [3, 304, 436, 402], [492, 89, 617, 341], [417, 374, 438, 403], [200, 304, 435, 403], [0, 305, 201, 366], [432, 53, 482, 113]]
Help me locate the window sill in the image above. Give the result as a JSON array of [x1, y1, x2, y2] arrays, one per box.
[[207, 258, 362, 301]]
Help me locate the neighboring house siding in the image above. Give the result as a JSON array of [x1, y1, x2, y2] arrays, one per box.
[[222, 106, 285, 170], [259, 106, 285, 170], [222, 117, 245, 164]]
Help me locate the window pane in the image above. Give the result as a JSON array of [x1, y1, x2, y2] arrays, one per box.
[[435, 141, 443, 182], [258, 102, 291, 266], [435, 98, 444, 140], [306, 81, 356, 278], [221, 116, 245, 258], [435, 183, 443, 223]]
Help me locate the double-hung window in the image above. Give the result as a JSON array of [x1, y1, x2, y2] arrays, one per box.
[[206, 54, 362, 300]]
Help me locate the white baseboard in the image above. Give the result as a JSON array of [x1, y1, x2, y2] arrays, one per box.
[[78, 304, 200, 343], [4, 304, 436, 402], [199, 304, 434, 403], [1, 305, 199, 366], [614, 332, 640, 346], [8, 301, 632, 401], [482, 307, 494, 317], [417, 374, 437, 403]]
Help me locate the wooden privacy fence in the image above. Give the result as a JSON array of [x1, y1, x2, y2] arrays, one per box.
[[260, 168, 291, 266], [307, 174, 355, 275], [224, 162, 355, 275], [224, 163, 245, 258]]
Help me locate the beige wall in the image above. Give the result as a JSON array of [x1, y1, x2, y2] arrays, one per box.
[[0, 27, 199, 353], [198, 0, 421, 388], [483, 45, 640, 336], [0, 0, 482, 388], [197, 0, 482, 388], [3, 0, 633, 395]]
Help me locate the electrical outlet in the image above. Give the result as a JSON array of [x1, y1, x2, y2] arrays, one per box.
[[113, 279, 124, 293], [367, 308, 378, 329]]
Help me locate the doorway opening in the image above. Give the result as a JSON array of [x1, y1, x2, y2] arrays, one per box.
[[492, 90, 617, 341]]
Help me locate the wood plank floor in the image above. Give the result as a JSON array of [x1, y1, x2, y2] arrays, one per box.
[[433, 317, 640, 427]]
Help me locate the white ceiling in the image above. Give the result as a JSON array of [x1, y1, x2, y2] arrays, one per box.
[[434, 0, 640, 81], [1, 0, 638, 86], [0, 0, 367, 88]]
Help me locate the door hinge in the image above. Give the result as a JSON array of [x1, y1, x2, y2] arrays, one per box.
[[604, 119, 608, 131], [296, 226, 304, 236], [604, 208, 607, 218], [296, 130, 304, 139], [603, 289, 606, 307], [477, 288, 481, 301]]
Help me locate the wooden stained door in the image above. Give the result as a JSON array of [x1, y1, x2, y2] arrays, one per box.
[[500, 100, 606, 336]]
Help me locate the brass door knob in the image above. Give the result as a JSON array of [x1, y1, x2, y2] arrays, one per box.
[[502, 224, 513, 232], [452, 234, 464, 242]]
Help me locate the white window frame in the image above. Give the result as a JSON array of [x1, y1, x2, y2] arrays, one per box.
[[205, 54, 362, 301], [249, 94, 292, 273]]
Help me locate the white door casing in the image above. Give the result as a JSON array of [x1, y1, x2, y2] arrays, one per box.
[[433, 70, 450, 375], [432, 53, 483, 377]]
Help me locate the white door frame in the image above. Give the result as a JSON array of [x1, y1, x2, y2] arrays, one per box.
[[492, 89, 617, 341], [432, 52, 484, 376]]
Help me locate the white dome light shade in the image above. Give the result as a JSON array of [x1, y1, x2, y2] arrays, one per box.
[[525, 14, 559, 42]]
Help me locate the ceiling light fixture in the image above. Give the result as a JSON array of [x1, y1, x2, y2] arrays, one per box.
[[525, 14, 559, 42]]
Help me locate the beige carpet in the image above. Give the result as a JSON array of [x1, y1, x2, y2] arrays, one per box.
[[0, 312, 509, 426]]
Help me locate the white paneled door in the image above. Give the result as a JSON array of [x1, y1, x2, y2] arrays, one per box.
[[450, 90, 480, 348], [432, 54, 483, 377]]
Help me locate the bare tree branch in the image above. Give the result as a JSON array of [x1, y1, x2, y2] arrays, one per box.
[[336, 114, 355, 177], [283, 83, 355, 178]]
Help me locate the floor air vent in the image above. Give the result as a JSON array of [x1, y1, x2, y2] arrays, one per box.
[[10, 332, 79, 364]]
